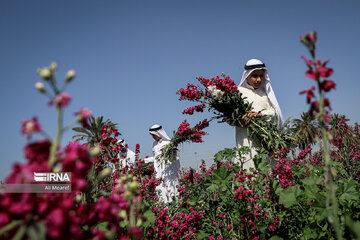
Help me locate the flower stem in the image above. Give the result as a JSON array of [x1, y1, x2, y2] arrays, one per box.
[[316, 63, 343, 239], [48, 106, 63, 169]]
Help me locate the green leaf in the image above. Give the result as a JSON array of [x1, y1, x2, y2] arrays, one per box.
[[338, 178, 359, 205], [207, 183, 218, 192], [27, 222, 46, 240], [346, 215, 360, 239], [13, 225, 26, 240], [197, 230, 210, 239], [96, 221, 109, 231], [279, 185, 302, 207], [143, 209, 155, 227], [269, 236, 284, 240], [301, 226, 318, 239]]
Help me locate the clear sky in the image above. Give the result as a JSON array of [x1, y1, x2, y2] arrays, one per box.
[[1, 0, 359, 179]]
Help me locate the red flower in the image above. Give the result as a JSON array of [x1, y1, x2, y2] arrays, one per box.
[[299, 86, 316, 104], [320, 80, 336, 92], [318, 60, 333, 78], [310, 101, 319, 114], [74, 108, 92, 128], [268, 223, 276, 231], [21, 117, 42, 138], [183, 104, 206, 115], [324, 98, 332, 110], [49, 93, 72, 107], [305, 69, 318, 80], [301, 56, 314, 67]]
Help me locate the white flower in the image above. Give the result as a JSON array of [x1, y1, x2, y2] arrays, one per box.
[[207, 85, 225, 98], [35, 82, 45, 93]]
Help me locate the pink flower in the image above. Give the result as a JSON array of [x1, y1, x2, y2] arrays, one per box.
[[301, 56, 314, 67], [49, 92, 71, 107], [320, 80, 336, 92], [324, 98, 332, 110], [299, 86, 316, 104], [21, 117, 42, 137], [74, 108, 92, 128], [268, 223, 276, 231], [318, 60, 334, 78], [306, 32, 316, 42], [305, 69, 318, 80], [74, 108, 92, 119]]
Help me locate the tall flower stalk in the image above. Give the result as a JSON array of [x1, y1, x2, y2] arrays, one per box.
[[36, 63, 87, 169], [300, 31, 342, 239]]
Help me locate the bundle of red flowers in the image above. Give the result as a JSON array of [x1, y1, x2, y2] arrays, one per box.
[[177, 73, 293, 152], [159, 119, 209, 164]]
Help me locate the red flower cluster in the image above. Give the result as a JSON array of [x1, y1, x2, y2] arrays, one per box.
[[135, 143, 140, 154], [74, 108, 92, 128], [0, 140, 134, 240], [302, 57, 334, 81], [62, 142, 94, 192], [197, 75, 239, 94], [300, 34, 336, 119], [21, 116, 42, 139], [176, 119, 208, 143], [182, 104, 205, 115], [148, 207, 204, 239], [100, 125, 121, 160], [212, 75, 239, 94], [49, 92, 72, 107], [178, 84, 203, 101], [271, 159, 294, 189]]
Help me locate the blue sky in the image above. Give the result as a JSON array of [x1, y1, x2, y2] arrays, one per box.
[[1, 0, 359, 179]]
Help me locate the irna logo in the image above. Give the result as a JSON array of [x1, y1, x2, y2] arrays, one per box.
[[34, 172, 71, 182]]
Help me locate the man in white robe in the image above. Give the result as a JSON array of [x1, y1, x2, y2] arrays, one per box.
[[117, 139, 136, 166], [235, 59, 283, 170], [148, 124, 180, 203]]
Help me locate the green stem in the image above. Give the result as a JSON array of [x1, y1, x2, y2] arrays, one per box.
[[0, 220, 22, 236], [250, 120, 269, 136], [48, 106, 63, 169], [315, 62, 342, 239]]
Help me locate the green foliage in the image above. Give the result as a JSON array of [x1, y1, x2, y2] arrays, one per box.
[[292, 112, 319, 150], [72, 115, 117, 147]]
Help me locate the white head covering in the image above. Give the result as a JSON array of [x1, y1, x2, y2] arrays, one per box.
[[117, 139, 127, 148], [149, 124, 171, 141], [239, 59, 284, 126]]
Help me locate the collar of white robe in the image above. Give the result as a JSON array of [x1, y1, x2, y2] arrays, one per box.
[[239, 59, 284, 127], [149, 124, 171, 141]]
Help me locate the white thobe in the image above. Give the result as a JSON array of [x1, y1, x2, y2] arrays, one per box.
[[118, 149, 136, 166], [235, 82, 275, 170], [152, 139, 180, 203]]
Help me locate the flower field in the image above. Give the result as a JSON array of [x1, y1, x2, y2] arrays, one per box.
[[1, 32, 360, 240]]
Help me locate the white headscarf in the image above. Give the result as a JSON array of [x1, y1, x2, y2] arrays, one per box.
[[149, 124, 171, 141], [117, 139, 126, 147], [239, 59, 284, 126]]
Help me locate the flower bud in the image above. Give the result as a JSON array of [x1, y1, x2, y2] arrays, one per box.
[[127, 181, 139, 192], [330, 167, 337, 178], [50, 62, 58, 72], [136, 218, 143, 227], [38, 68, 52, 80], [99, 167, 112, 180], [120, 176, 127, 183], [35, 82, 46, 93], [89, 146, 101, 156], [124, 190, 133, 201], [65, 70, 76, 83], [75, 194, 82, 203], [118, 209, 127, 219]]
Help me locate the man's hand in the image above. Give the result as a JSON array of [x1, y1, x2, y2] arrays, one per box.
[[240, 111, 262, 127]]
